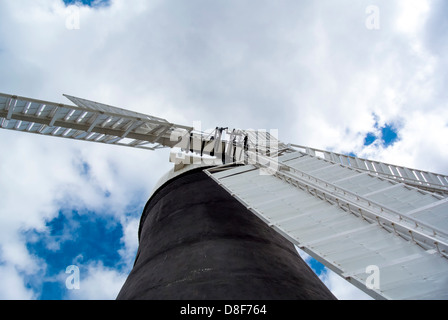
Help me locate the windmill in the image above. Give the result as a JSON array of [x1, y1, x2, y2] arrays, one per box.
[[1, 92, 447, 300]]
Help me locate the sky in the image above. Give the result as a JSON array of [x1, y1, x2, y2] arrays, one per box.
[[0, 0, 447, 300]]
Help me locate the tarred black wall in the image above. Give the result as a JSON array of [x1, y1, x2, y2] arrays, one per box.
[[116, 168, 336, 300]]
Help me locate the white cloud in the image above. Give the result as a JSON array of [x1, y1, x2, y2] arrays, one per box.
[[118, 216, 140, 270], [364, 108, 448, 173], [0, 0, 446, 300]]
